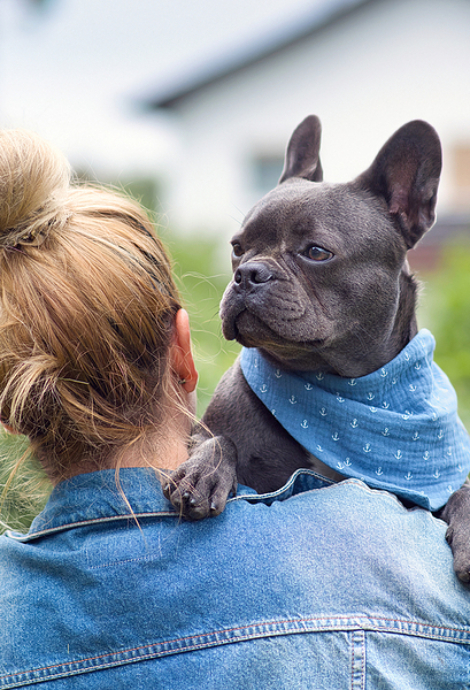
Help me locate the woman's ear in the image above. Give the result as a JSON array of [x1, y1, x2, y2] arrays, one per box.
[[170, 309, 198, 393], [1, 421, 19, 436]]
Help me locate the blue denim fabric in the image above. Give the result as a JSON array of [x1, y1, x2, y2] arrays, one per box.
[[1, 468, 470, 689]]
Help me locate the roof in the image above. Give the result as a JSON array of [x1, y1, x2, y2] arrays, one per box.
[[145, 0, 376, 110]]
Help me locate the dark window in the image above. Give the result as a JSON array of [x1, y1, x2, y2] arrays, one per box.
[[252, 154, 284, 196]]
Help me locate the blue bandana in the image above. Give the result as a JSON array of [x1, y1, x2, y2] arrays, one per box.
[[240, 329, 470, 510]]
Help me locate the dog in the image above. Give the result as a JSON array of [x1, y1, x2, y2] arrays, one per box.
[[164, 115, 470, 582]]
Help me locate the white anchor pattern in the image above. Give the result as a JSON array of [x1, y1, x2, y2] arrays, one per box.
[[240, 329, 470, 511]]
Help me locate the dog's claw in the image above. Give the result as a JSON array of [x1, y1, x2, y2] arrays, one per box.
[[162, 436, 238, 520]]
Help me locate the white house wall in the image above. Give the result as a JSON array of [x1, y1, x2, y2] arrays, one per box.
[[159, 0, 470, 238]]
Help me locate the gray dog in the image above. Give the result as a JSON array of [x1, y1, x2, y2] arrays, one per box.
[[164, 115, 470, 582]]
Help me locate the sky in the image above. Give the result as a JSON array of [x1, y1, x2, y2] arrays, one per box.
[[0, 0, 321, 176]]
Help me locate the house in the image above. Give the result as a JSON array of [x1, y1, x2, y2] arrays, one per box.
[[144, 0, 470, 269]]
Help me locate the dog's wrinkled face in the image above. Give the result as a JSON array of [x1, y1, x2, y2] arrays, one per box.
[[220, 180, 406, 373], [219, 116, 441, 376]]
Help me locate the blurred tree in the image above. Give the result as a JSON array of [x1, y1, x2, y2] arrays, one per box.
[[74, 168, 160, 218], [163, 231, 240, 416], [26, 0, 56, 10], [418, 240, 470, 430]]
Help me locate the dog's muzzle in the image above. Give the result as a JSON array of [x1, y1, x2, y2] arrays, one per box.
[[233, 261, 275, 294]]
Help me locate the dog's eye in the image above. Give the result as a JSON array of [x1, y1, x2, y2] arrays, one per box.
[[306, 246, 333, 262], [231, 242, 244, 258]]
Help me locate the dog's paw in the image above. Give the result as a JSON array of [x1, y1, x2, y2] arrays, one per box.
[[445, 524, 470, 583], [441, 483, 470, 583], [162, 437, 238, 520]]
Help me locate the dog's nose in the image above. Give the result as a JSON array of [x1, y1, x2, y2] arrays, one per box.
[[234, 262, 274, 289]]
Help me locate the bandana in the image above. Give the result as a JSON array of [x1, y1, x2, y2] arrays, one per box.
[[240, 329, 470, 510]]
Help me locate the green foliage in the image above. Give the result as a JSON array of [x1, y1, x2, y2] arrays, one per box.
[[74, 169, 160, 221], [0, 432, 50, 534], [162, 231, 240, 416], [418, 242, 470, 430]]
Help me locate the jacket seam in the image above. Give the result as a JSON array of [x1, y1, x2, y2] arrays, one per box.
[[2, 615, 470, 688]]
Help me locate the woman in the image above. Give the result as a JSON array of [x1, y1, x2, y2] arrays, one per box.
[[0, 130, 469, 689]]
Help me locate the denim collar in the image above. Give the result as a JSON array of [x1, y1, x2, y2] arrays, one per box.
[[9, 467, 333, 543], [240, 329, 470, 511], [17, 469, 177, 541]]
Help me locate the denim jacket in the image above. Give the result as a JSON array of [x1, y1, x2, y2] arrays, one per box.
[[1, 468, 470, 689]]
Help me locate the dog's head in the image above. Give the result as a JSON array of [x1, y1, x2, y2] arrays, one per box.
[[220, 115, 442, 376]]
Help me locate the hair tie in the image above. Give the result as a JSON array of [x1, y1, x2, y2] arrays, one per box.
[[0, 210, 72, 249]]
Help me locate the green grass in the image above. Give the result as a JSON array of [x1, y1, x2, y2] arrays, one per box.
[[417, 241, 470, 431], [0, 433, 49, 533], [163, 231, 240, 416]]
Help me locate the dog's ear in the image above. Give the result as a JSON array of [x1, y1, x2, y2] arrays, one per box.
[[279, 115, 323, 183], [357, 120, 442, 248]]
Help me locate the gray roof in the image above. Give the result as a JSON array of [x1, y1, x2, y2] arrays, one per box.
[[145, 0, 375, 109]]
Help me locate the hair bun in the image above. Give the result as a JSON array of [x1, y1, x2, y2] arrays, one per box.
[[0, 129, 71, 248]]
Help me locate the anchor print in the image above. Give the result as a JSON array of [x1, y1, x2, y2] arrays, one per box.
[[332, 432, 340, 442], [382, 428, 390, 437], [405, 472, 413, 481], [275, 369, 282, 379], [412, 432, 419, 441], [423, 451, 430, 461], [301, 420, 309, 429], [348, 378, 357, 386], [370, 406, 378, 413], [394, 450, 403, 460], [259, 384, 268, 394], [391, 378, 397, 385], [414, 362, 421, 371], [382, 401, 390, 409], [363, 443, 372, 453], [304, 382, 313, 390], [350, 419, 359, 429], [316, 445, 324, 453], [367, 392, 375, 401], [409, 384, 417, 393], [319, 407, 327, 417], [433, 470, 441, 479], [316, 372, 325, 381], [336, 394, 345, 403], [376, 467, 384, 476], [289, 395, 297, 405], [380, 368, 387, 378], [437, 430, 444, 440], [344, 458, 352, 467]]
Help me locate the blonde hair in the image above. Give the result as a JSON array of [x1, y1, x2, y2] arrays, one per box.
[[0, 129, 181, 483]]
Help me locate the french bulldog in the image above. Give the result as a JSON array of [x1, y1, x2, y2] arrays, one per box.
[[164, 115, 470, 582]]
